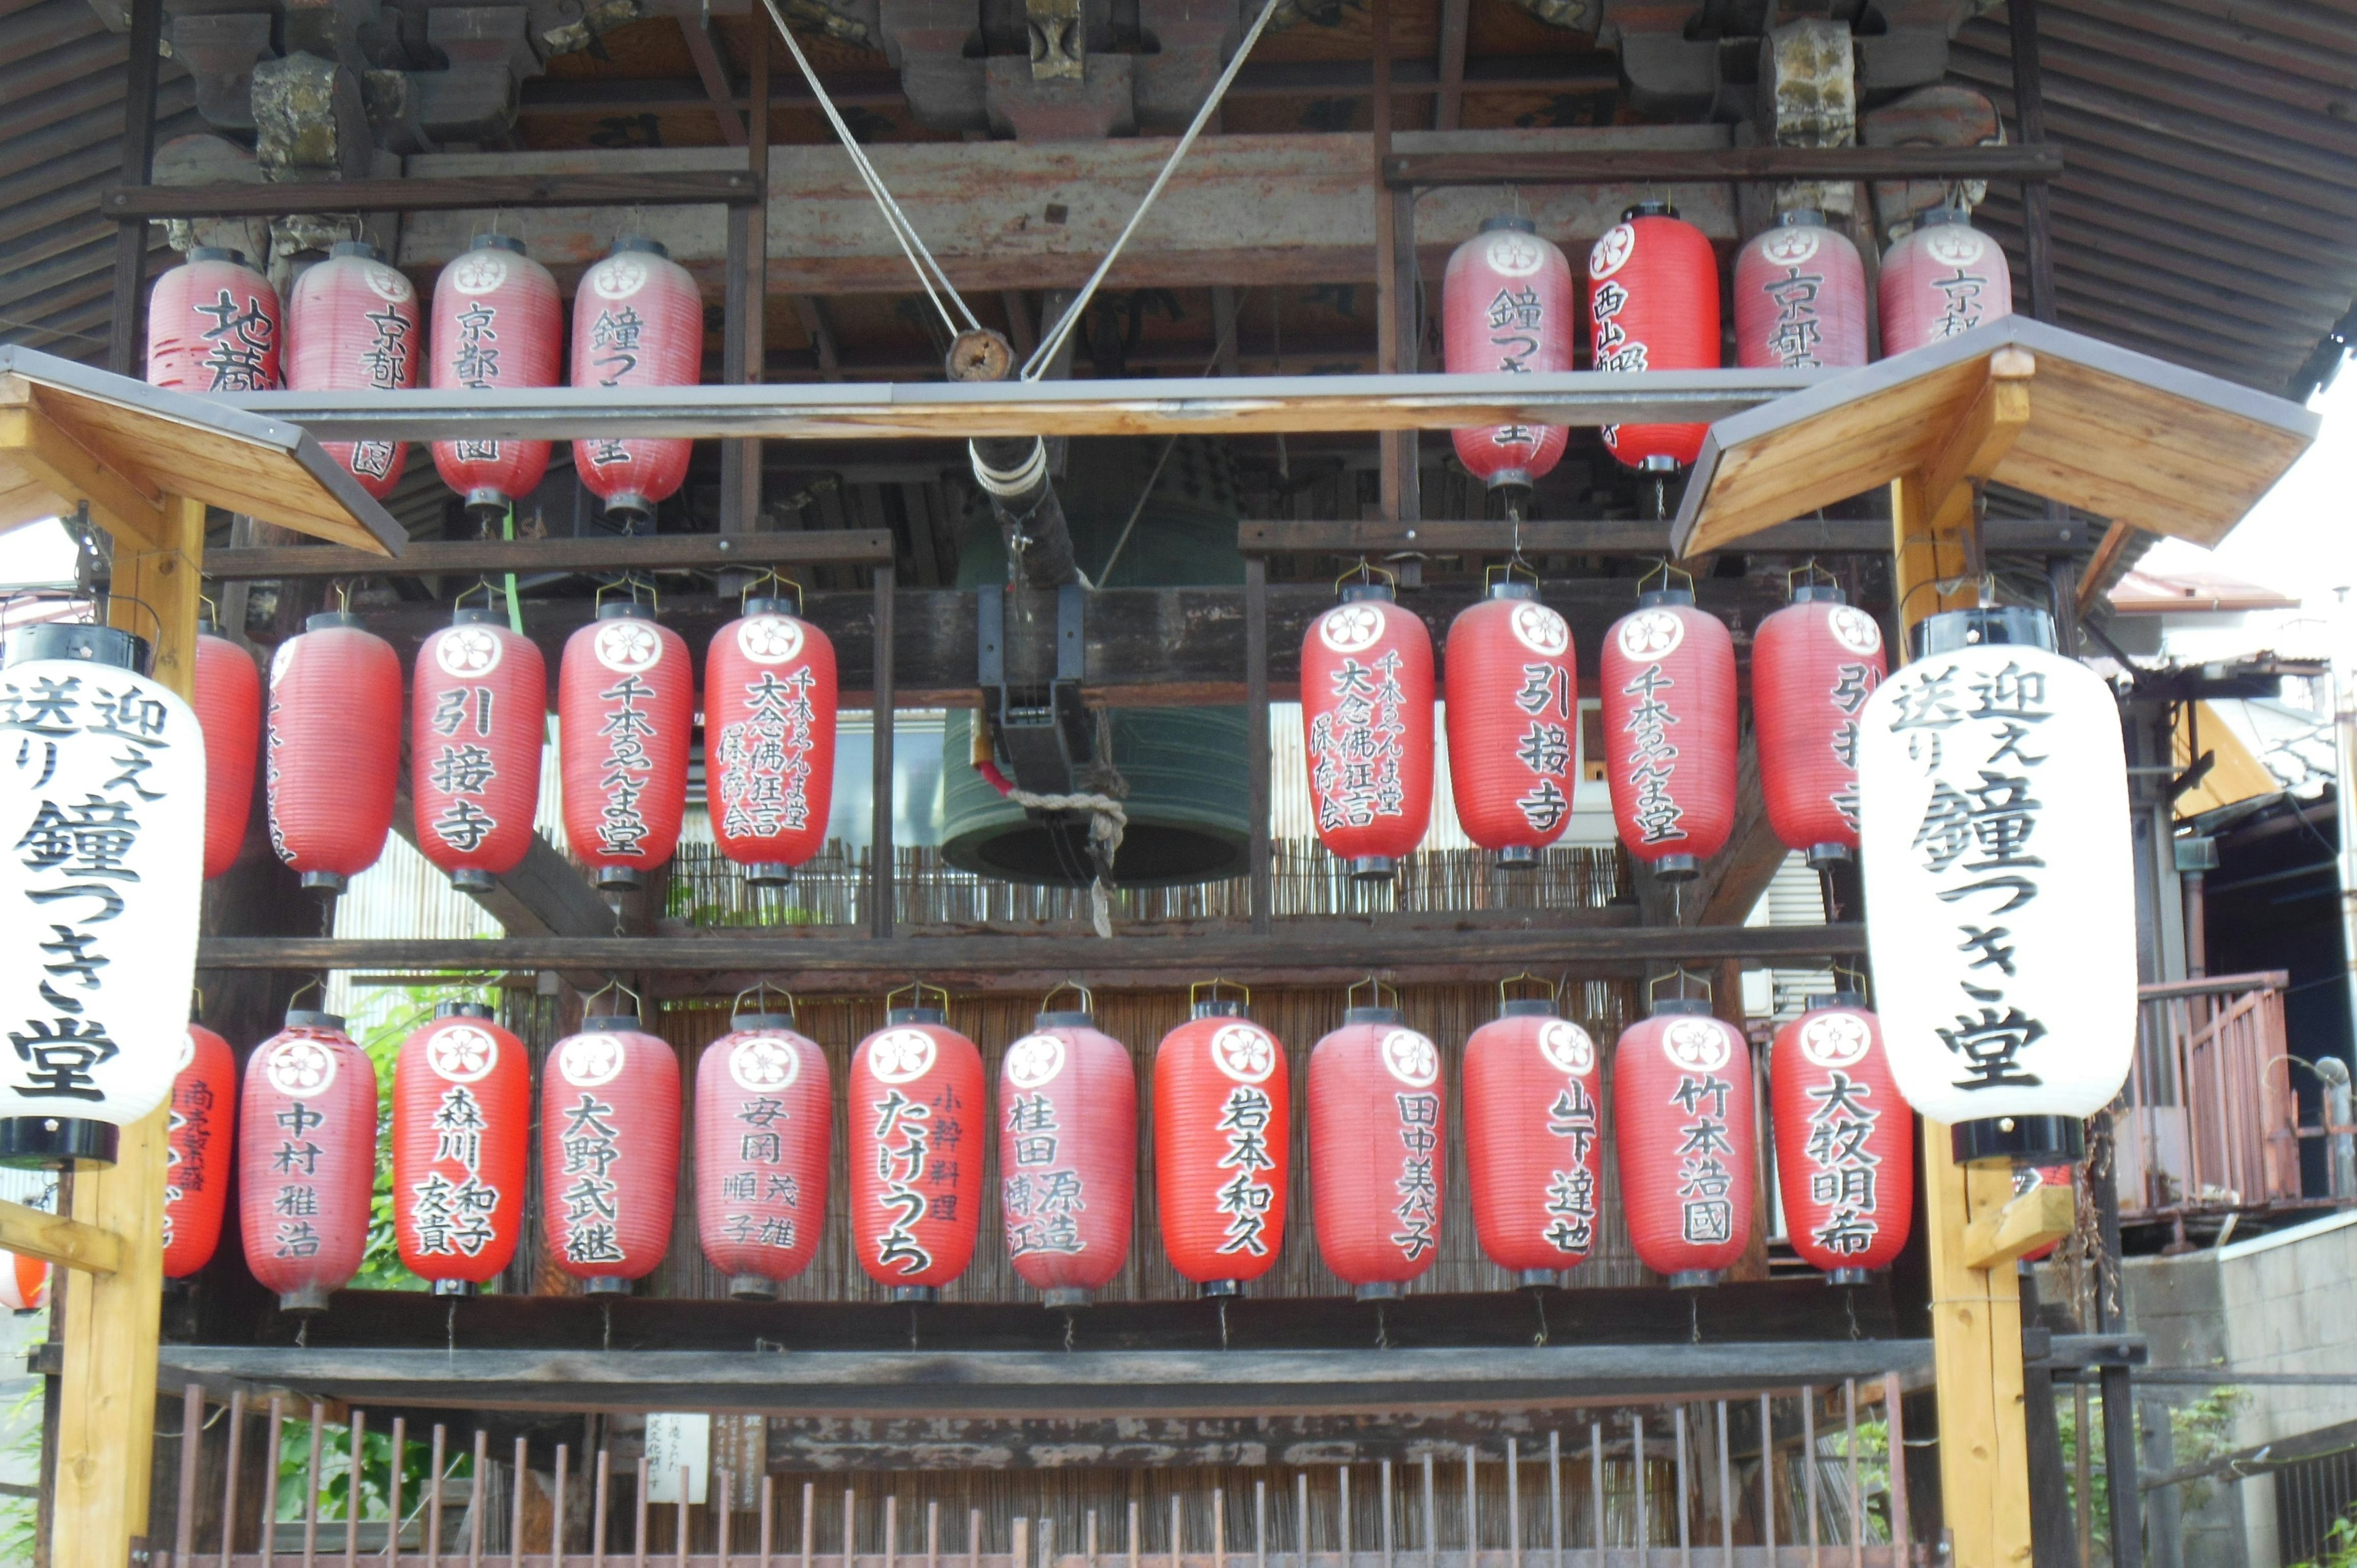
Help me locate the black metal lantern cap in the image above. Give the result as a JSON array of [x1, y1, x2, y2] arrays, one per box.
[[1649, 997, 1711, 1018], [1953, 1114, 2083, 1167], [1635, 587, 1695, 610], [1037, 1010, 1093, 1029], [742, 597, 793, 618], [304, 610, 365, 633], [1347, 855, 1396, 881], [610, 235, 670, 259], [596, 598, 654, 622], [1480, 214, 1538, 234], [1516, 1269, 1560, 1290], [1790, 583, 1847, 605], [745, 862, 794, 887], [300, 870, 349, 894], [582, 1275, 633, 1296], [1623, 201, 1678, 220], [6, 621, 150, 677], [1198, 1278, 1243, 1298], [1825, 1267, 1871, 1288], [1910, 604, 2057, 661], [1666, 1269, 1720, 1289], [1496, 846, 1539, 870], [1191, 998, 1247, 1020], [731, 1274, 779, 1301], [1806, 842, 1852, 869], [1353, 1281, 1404, 1301], [329, 239, 381, 261], [451, 605, 504, 627], [285, 1008, 346, 1032], [1483, 469, 1534, 493], [1778, 208, 1826, 228], [432, 1278, 476, 1298], [472, 233, 527, 256], [733, 1012, 796, 1032], [1344, 1006, 1403, 1025], [436, 1000, 494, 1020], [584, 1013, 643, 1032], [1807, 991, 1868, 1011], [594, 865, 641, 891], [1501, 998, 1557, 1019], [887, 1007, 946, 1026], [890, 1284, 939, 1304], [1487, 578, 1538, 602], [188, 245, 247, 265], [1338, 582, 1395, 604], [279, 1284, 333, 1313], [1649, 852, 1700, 881], [450, 867, 497, 893], [0, 1116, 115, 1168], [463, 487, 513, 519], [1043, 1287, 1091, 1310]]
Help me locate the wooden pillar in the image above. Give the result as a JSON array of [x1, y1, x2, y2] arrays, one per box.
[[869, 562, 896, 938], [1369, 0, 1416, 523], [106, 0, 163, 376], [2007, 0, 2057, 326], [1245, 554, 1271, 935], [720, 26, 770, 538]]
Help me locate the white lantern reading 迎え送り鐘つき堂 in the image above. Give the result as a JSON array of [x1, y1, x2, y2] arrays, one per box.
[[0, 624, 203, 1167], [1858, 606, 2136, 1165]]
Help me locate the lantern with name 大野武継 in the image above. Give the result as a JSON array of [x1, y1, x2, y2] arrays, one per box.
[[1307, 984, 1446, 1299], [704, 585, 838, 887], [695, 992, 831, 1299], [1444, 571, 1578, 867], [164, 1020, 236, 1279], [394, 1002, 530, 1295], [431, 233, 563, 525], [541, 1001, 680, 1294], [1441, 217, 1575, 496], [1613, 988, 1754, 1288], [1599, 576, 1738, 881], [1770, 995, 1914, 1282], [557, 595, 692, 892], [1463, 982, 1604, 1284], [267, 611, 403, 895], [848, 988, 986, 1301], [239, 1005, 377, 1311], [410, 601, 546, 891], [1733, 210, 1868, 371], [1300, 573, 1434, 881], [1752, 577, 1887, 866], [1153, 981, 1290, 1296], [999, 988, 1136, 1308], [284, 241, 419, 498]]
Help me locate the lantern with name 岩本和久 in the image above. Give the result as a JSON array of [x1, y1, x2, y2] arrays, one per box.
[[395, 1002, 529, 1296], [411, 600, 546, 891], [705, 585, 838, 887], [570, 238, 703, 528], [541, 999, 679, 1294], [1588, 203, 1720, 474], [1308, 984, 1446, 1299], [1000, 987, 1136, 1308], [695, 990, 831, 1299], [1300, 572, 1433, 881], [1733, 210, 1868, 371], [432, 234, 563, 525], [164, 1019, 236, 1279], [1753, 577, 1887, 866], [848, 987, 985, 1301], [1464, 981, 1603, 1284], [1879, 206, 2013, 357], [1154, 981, 1289, 1296], [285, 241, 418, 498], [239, 1005, 377, 1311], [1613, 986, 1754, 1288], [267, 611, 403, 895], [147, 247, 279, 392], [1445, 571, 1578, 867], [1442, 217, 1574, 497], [1771, 994, 1914, 1283], [1599, 576, 1738, 881], [557, 595, 692, 892], [193, 617, 260, 881]]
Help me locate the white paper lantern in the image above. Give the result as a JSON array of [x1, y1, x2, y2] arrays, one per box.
[[0, 625, 205, 1166], [1858, 608, 2135, 1163]]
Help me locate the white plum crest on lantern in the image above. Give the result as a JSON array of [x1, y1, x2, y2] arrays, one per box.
[[1537, 1020, 1596, 1075], [867, 1029, 939, 1084], [428, 1025, 499, 1083], [729, 1034, 800, 1092], [591, 258, 650, 299], [1004, 1033, 1067, 1089], [1662, 1019, 1732, 1073], [736, 616, 805, 666], [1760, 228, 1822, 266], [1799, 1013, 1872, 1069], [449, 254, 509, 295], [1318, 604, 1387, 654], [1589, 223, 1636, 280], [1617, 610, 1686, 662], [264, 1037, 338, 1097], [1210, 1024, 1277, 1084], [1511, 603, 1571, 657], [1922, 227, 1989, 267], [363, 263, 412, 303], [1484, 231, 1546, 276], [559, 1033, 626, 1087], [435, 626, 504, 678], [1828, 606, 1883, 656], [1381, 1029, 1440, 1087], [592, 620, 664, 674]]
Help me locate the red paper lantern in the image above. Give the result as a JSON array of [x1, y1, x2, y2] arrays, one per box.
[[430, 234, 563, 524], [705, 597, 839, 885], [540, 1012, 679, 1293], [848, 1000, 986, 1300], [1879, 206, 2013, 356], [411, 607, 547, 890], [1299, 584, 1434, 879], [1613, 1000, 1754, 1286], [999, 998, 1136, 1306], [1153, 990, 1289, 1295], [1442, 217, 1574, 492], [238, 1008, 377, 1312], [1733, 210, 1868, 371], [1599, 588, 1738, 879], [147, 247, 279, 392], [570, 238, 703, 528], [1770, 996, 1913, 1282], [0, 1251, 45, 1312], [266, 611, 403, 894], [164, 1022, 236, 1280], [1753, 584, 1886, 865], [694, 1006, 831, 1299], [193, 624, 260, 881], [1587, 203, 1720, 471], [1444, 580, 1577, 865], [393, 1003, 530, 1294], [557, 600, 692, 891], [1463, 997, 1602, 1283], [1307, 1003, 1446, 1297], [285, 241, 419, 498]]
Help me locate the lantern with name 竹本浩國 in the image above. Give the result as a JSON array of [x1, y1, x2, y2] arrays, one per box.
[[1463, 984, 1603, 1284], [1307, 986, 1446, 1299], [394, 1002, 530, 1295], [1770, 995, 1914, 1283], [1612, 991, 1754, 1288], [1299, 575, 1434, 881], [999, 989, 1136, 1307], [847, 988, 986, 1301], [695, 994, 831, 1299], [1153, 981, 1289, 1296]]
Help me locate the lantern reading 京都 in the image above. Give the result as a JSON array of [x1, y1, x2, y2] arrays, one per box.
[[557, 598, 692, 892], [164, 1021, 236, 1279], [1753, 581, 1887, 866], [1441, 217, 1574, 495], [411, 604, 546, 891], [695, 1000, 831, 1299], [1879, 206, 2013, 357], [394, 1003, 530, 1296], [999, 993, 1136, 1307], [848, 992, 986, 1301], [540, 1008, 681, 1294], [239, 1006, 377, 1311], [1445, 576, 1577, 867], [1464, 989, 1602, 1284], [1308, 994, 1446, 1298], [1613, 997, 1754, 1288], [1770, 995, 1914, 1283], [284, 241, 418, 497], [1299, 579, 1434, 880], [431, 233, 563, 524], [1733, 210, 1868, 371], [1154, 984, 1289, 1296], [705, 591, 838, 886], [1599, 584, 1738, 880]]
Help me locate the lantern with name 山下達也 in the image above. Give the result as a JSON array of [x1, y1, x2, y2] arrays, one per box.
[[395, 1002, 530, 1295], [411, 598, 546, 891], [1752, 576, 1887, 866], [1154, 980, 1289, 1296], [1445, 570, 1577, 867], [1464, 979, 1604, 1284], [848, 987, 986, 1301], [431, 233, 563, 524], [695, 989, 831, 1299], [1000, 987, 1136, 1308], [1771, 994, 1914, 1283], [1442, 217, 1574, 496], [1613, 985, 1754, 1288], [239, 1004, 377, 1311], [1300, 571, 1434, 881], [541, 997, 680, 1294], [266, 610, 403, 895], [1599, 574, 1738, 881], [1308, 983, 1446, 1299], [557, 593, 692, 892], [705, 583, 838, 887]]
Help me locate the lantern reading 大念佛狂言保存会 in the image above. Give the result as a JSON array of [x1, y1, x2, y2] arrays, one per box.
[[1299, 582, 1434, 881]]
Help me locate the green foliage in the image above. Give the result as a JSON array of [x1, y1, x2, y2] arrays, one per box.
[[0, 1350, 44, 1564], [2051, 1385, 2246, 1556], [274, 1415, 470, 1529], [2293, 1508, 2357, 1568], [1821, 1413, 1895, 1542]]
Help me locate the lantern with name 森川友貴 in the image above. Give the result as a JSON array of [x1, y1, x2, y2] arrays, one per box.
[[1859, 605, 2135, 1167], [1613, 984, 1754, 1288], [1771, 994, 1914, 1283], [284, 241, 418, 498], [570, 238, 703, 528], [557, 593, 692, 892], [410, 598, 546, 892], [705, 583, 838, 887], [239, 1004, 377, 1311], [1752, 575, 1887, 867], [1587, 203, 1720, 476], [1442, 217, 1574, 498], [1463, 979, 1603, 1285], [0, 622, 204, 1167], [431, 233, 563, 525], [695, 990, 831, 1299], [1879, 206, 2013, 357], [540, 998, 679, 1294], [1153, 980, 1289, 1297], [147, 247, 279, 392], [1300, 569, 1434, 881], [848, 987, 986, 1302], [193, 616, 259, 881], [267, 610, 403, 895], [1733, 210, 1868, 371], [1445, 569, 1577, 868], [999, 987, 1136, 1308], [1599, 574, 1738, 881], [164, 1019, 236, 1279], [394, 1002, 530, 1296], [1307, 983, 1446, 1299]]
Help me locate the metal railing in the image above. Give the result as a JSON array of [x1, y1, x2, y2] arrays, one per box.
[[2118, 971, 2301, 1220]]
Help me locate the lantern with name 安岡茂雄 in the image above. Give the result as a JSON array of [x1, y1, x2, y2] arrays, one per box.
[[695, 989, 831, 1299]]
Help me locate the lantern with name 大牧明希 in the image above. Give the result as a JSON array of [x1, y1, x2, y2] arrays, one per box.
[[570, 238, 703, 528], [1442, 217, 1574, 496], [848, 986, 986, 1301], [239, 1004, 377, 1311], [164, 1019, 236, 1279], [431, 233, 563, 525], [411, 600, 546, 891], [695, 989, 831, 1299], [541, 997, 679, 1294], [1445, 570, 1578, 867], [1588, 203, 1720, 473], [1753, 576, 1887, 866], [267, 611, 403, 895], [1154, 980, 1290, 1296], [705, 584, 838, 887], [1770, 994, 1914, 1283], [999, 987, 1136, 1308], [1733, 210, 1868, 371], [1879, 206, 2013, 357], [193, 619, 259, 881], [1307, 983, 1446, 1299], [394, 1002, 530, 1295], [284, 241, 418, 498], [1463, 979, 1603, 1284], [557, 593, 692, 892], [1300, 570, 1434, 881], [1599, 574, 1738, 881], [147, 247, 279, 393], [1613, 984, 1754, 1288]]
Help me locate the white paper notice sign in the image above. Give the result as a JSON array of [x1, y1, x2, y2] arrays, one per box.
[[643, 1413, 710, 1505]]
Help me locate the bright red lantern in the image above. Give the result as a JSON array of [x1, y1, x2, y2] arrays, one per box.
[[1444, 580, 1577, 865], [1613, 1000, 1755, 1287], [430, 234, 563, 524], [0, 1251, 46, 1313], [1587, 203, 1720, 471], [1770, 996, 1913, 1282], [285, 241, 419, 498], [705, 595, 838, 884], [266, 612, 403, 894], [694, 1004, 831, 1299], [393, 1003, 530, 1295], [1733, 210, 1868, 371], [238, 1008, 377, 1312], [1307, 1002, 1446, 1297], [1463, 995, 1602, 1283], [193, 624, 260, 881], [164, 1022, 236, 1280], [411, 606, 547, 890], [557, 600, 692, 891], [1442, 217, 1574, 492], [1879, 206, 2013, 356], [147, 247, 279, 392], [570, 238, 703, 528], [2018, 1164, 2075, 1263], [999, 997, 1136, 1306], [1599, 587, 1738, 879], [1753, 584, 1887, 865], [847, 998, 985, 1300], [1153, 989, 1288, 1295], [540, 1011, 679, 1294], [1299, 584, 1434, 879]]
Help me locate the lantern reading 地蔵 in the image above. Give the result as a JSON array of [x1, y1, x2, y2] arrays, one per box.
[[267, 611, 403, 894], [164, 1022, 236, 1279], [1753, 582, 1887, 865], [239, 1008, 377, 1311], [394, 1003, 530, 1294], [557, 600, 692, 891], [695, 1003, 831, 1299], [1600, 585, 1738, 880], [1442, 217, 1574, 493], [1613, 998, 1754, 1287], [999, 997, 1136, 1307], [1300, 581, 1434, 880], [1733, 210, 1868, 371], [1308, 999, 1446, 1298], [147, 247, 279, 393], [1770, 997, 1913, 1282], [1464, 992, 1603, 1283], [431, 233, 563, 523], [848, 995, 985, 1300], [1154, 987, 1289, 1296], [1588, 203, 1720, 471], [705, 594, 838, 886], [1445, 577, 1577, 866], [411, 606, 546, 890], [540, 1012, 681, 1294]]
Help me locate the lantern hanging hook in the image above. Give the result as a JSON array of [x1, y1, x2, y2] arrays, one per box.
[[188, 986, 203, 1022], [286, 976, 325, 1015], [1646, 968, 1712, 1008], [1333, 557, 1395, 597], [1785, 558, 1839, 598], [1189, 976, 1250, 1012], [1531, 1291, 1550, 1348], [1498, 971, 1557, 1008], [1484, 558, 1540, 597], [594, 575, 661, 614], [884, 979, 952, 1014], [741, 569, 805, 619], [1345, 974, 1399, 1013], [1635, 558, 1695, 600], [584, 975, 643, 1019], [1832, 959, 1870, 1000], [334, 579, 353, 616], [103, 587, 165, 647], [1040, 978, 1093, 1016], [455, 577, 508, 614], [730, 980, 798, 1021]]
